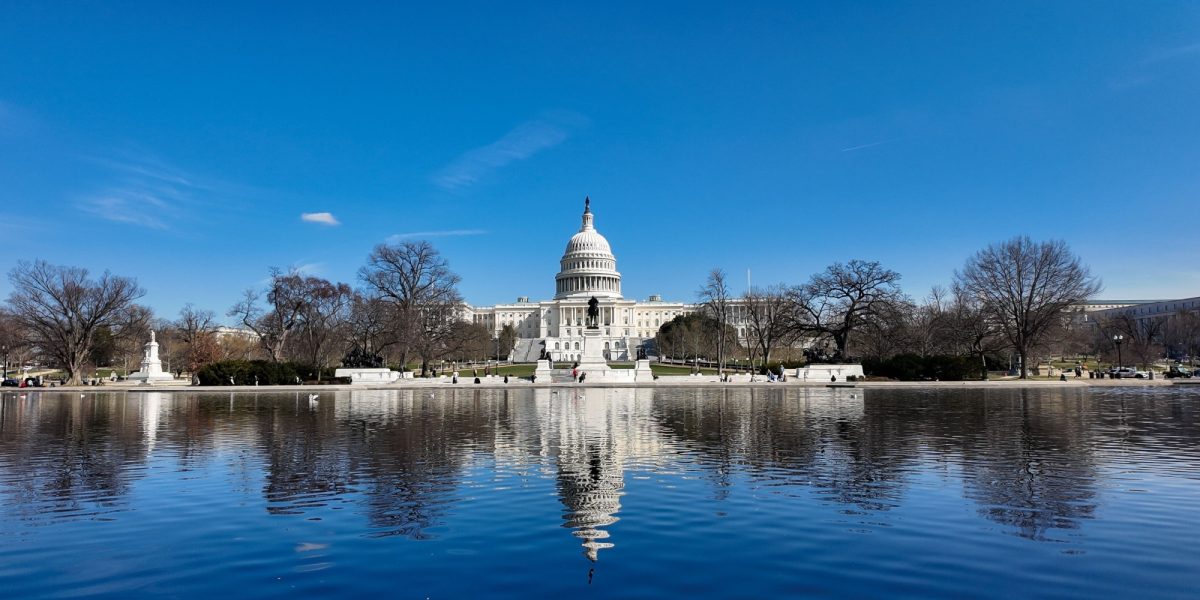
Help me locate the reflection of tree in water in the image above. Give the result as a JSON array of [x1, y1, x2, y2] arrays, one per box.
[[650, 387, 1195, 541], [347, 391, 495, 539], [953, 388, 1200, 541], [4, 386, 1199, 551], [0, 394, 150, 520], [652, 387, 917, 511], [950, 389, 1098, 540], [256, 397, 354, 516]]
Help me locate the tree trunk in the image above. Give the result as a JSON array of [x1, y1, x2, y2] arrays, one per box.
[[979, 352, 988, 380], [69, 351, 87, 386], [1018, 347, 1029, 379]]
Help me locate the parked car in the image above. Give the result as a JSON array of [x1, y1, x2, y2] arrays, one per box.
[[0, 378, 19, 387], [1111, 367, 1143, 379], [1166, 365, 1194, 379]]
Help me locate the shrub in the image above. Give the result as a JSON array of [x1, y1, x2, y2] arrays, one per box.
[[862, 354, 981, 381], [197, 360, 301, 386]]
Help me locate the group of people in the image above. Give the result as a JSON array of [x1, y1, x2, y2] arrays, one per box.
[[449, 370, 511, 384], [570, 366, 587, 383]]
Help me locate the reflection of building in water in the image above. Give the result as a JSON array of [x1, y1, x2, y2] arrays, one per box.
[[141, 392, 163, 451], [517, 387, 666, 562]]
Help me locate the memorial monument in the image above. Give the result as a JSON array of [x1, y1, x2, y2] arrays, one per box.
[[127, 330, 176, 385], [577, 295, 611, 374]]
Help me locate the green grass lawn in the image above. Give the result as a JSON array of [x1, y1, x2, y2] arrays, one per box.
[[436, 362, 719, 377], [650, 364, 718, 376]]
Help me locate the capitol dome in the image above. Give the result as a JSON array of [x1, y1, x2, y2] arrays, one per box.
[[555, 197, 622, 300]]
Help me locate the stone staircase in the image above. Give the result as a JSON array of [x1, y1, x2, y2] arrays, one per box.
[[510, 339, 544, 363]]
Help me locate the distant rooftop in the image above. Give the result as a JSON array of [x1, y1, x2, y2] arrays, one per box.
[[1080, 300, 1165, 305]]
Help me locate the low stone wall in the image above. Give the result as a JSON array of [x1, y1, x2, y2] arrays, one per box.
[[334, 368, 402, 385], [790, 364, 864, 382]]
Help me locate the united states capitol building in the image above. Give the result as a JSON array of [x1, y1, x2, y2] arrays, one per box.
[[463, 198, 705, 362]]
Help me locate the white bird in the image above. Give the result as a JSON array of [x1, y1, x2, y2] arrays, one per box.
[[308, 394, 319, 401]]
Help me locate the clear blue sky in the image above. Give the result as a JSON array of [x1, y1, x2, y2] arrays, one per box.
[[2, 1, 1198, 321]]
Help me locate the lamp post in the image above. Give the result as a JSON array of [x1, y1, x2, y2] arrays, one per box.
[[1113, 334, 1124, 370], [2, 345, 7, 380]]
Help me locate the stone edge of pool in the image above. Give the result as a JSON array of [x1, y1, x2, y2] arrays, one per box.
[[11, 379, 1191, 393]]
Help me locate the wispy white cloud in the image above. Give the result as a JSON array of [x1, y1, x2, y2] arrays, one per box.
[[386, 229, 486, 243], [256, 261, 326, 285], [840, 139, 897, 152], [301, 212, 340, 226], [0, 99, 41, 138], [294, 262, 325, 276], [1142, 41, 1200, 65], [1111, 41, 1200, 91], [74, 153, 199, 230], [432, 111, 587, 190]]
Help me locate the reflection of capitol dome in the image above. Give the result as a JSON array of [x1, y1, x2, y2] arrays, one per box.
[[554, 197, 622, 300], [552, 390, 635, 563], [558, 443, 623, 562]]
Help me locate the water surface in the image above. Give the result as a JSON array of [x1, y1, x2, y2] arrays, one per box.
[[1, 387, 1197, 598]]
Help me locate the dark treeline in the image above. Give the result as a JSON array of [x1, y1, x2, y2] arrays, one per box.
[[676, 236, 1137, 380], [4, 234, 1195, 384], [1, 240, 499, 384]]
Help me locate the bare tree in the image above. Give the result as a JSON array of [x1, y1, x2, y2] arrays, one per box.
[[218, 332, 257, 361], [176, 303, 216, 345], [174, 304, 220, 373], [113, 304, 155, 374], [0, 308, 26, 379], [6, 260, 144, 385], [359, 240, 463, 375], [444, 321, 492, 364], [698, 268, 734, 375], [291, 279, 353, 380], [851, 298, 917, 360], [228, 268, 311, 362], [790, 259, 905, 359], [1163, 309, 1200, 366], [1103, 313, 1167, 370], [346, 293, 402, 364], [947, 284, 1009, 379], [743, 283, 793, 368], [954, 237, 1101, 378]]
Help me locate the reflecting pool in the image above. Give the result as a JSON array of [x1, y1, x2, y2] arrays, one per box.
[[1, 387, 1198, 598]]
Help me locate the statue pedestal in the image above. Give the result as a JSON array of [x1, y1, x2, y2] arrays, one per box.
[[534, 359, 553, 382], [334, 368, 401, 385], [578, 328, 610, 372], [634, 359, 654, 382]]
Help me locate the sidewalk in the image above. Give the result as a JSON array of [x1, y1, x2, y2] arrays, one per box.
[[11, 376, 1185, 393]]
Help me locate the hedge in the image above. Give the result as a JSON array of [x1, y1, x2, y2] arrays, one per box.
[[196, 360, 307, 385], [862, 354, 982, 381]]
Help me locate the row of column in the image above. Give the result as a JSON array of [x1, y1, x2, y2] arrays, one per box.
[[557, 276, 619, 294], [558, 305, 618, 328]]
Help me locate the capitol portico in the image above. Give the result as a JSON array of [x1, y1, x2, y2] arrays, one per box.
[[464, 198, 695, 362]]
